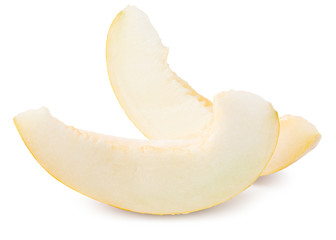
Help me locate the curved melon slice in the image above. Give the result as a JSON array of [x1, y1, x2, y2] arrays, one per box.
[[15, 91, 279, 214], [106, 6, 320, 176], [260, 115, 320, 176]]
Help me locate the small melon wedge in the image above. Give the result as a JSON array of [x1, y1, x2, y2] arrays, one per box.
[[106, 6, 320, 176], [261, 115, 320, 176], [15, 91, 279, 214]]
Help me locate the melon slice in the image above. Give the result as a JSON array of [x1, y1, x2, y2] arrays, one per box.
[[261, 115, 320, 176], [15, 91, 279, 214], [106, 6, 320, 176]]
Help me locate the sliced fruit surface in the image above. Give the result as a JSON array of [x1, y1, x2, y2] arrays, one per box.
[[260, 115, 321, 176], [15, 91, 279, 214], [106, 6, 213, 140], [106, 6, 320, 176]]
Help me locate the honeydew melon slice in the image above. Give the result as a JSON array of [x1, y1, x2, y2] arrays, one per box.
[[106, 6, 320, 176], [15, 91, 279, 214]]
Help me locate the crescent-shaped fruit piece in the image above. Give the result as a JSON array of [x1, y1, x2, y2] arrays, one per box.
[[15, 91, 279, 215], [106, 6, 320, 176], [260, 115, 320, 175]]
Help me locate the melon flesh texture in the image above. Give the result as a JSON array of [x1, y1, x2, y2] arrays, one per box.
[[15, 91, 279, 215], [261, 115, 320, 176], [106, 6, 320, 176]]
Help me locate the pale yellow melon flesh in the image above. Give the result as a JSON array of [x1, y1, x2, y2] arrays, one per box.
[[260, 115, 320, 176], [106, 6, 320, 176], [15, 91, 279, 214]]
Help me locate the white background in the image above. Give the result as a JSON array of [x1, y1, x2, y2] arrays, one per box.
[[1, 0, 335, 239]]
